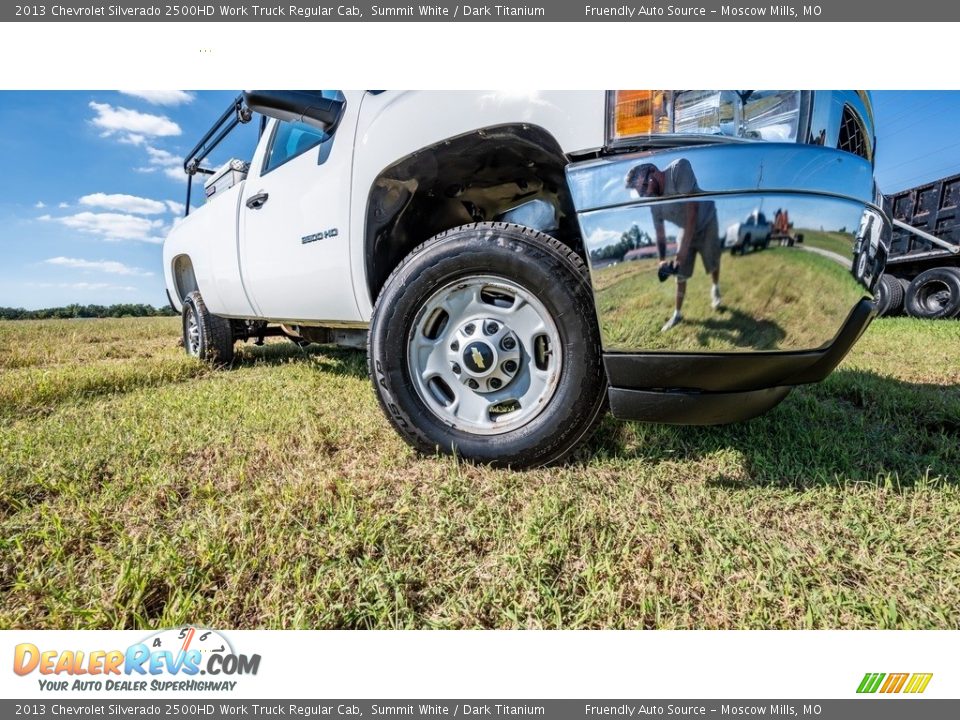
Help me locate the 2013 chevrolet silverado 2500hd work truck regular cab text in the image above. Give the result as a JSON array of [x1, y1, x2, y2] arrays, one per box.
[[164, 90, 890, 468]]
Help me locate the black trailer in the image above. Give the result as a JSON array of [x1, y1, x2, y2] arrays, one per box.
[[877, 173, 960, 318]]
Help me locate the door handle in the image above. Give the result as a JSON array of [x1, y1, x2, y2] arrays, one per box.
[[246, 191, 269, 210]]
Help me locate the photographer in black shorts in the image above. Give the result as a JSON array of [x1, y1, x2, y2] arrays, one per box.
[[626, 160, 722, 332]]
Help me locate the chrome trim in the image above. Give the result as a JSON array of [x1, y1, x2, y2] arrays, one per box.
[[567, 143, 890, 355], [568, 143, 876, 213]]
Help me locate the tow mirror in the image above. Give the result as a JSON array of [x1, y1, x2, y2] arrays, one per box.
[[243, 90, 344, 132]]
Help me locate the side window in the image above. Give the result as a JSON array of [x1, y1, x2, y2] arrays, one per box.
[[263, 121, 327, 173]]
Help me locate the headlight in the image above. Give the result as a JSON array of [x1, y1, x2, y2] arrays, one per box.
[[609, 90, 805, 145]]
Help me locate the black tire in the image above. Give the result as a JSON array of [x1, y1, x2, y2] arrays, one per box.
[[368, 222, 607, 468], [875, 274, 905, 317], [182, 290, 235, 364], [904, 267, 960, 319], [853, 245, 868, 282]]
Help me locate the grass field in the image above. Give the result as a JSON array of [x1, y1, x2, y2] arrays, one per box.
[[1, 316, 958, 629], [801, 230, 856, 259], [592, 245, 863, 351]]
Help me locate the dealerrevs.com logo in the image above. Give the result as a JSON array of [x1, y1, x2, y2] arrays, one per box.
[[13, 627, 260, 693]]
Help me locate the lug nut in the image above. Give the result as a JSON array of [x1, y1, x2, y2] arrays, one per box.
[[450, 340, 459, 352], [503, 360, 518, 374], [452, 363, 461, 374], [467, 379, 479, 390], [501, 336, 516, 350], [464, 323, 476, 336], [489, 378, 502, 390], [485, 322, 499, 335]]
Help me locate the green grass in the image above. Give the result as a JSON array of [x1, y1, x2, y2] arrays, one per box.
[[801, 230, 855, 259], [592, 246, 863, 351], [1, 316, 958, 629]]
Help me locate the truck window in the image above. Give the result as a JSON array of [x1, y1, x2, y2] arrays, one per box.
[[263, 120, 327, 173]]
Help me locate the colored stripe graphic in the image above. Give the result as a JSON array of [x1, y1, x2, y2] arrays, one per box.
[[857, 673, 885, 693], [880, 673, 909, 693], [857, 672, 932, 694], [904, 673, 934, 694]]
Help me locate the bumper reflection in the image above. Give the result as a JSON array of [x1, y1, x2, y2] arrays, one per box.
[[581, 195, 888, 353], [568, 143, 890, 354]]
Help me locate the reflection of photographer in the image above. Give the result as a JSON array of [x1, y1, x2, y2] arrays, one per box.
[[625, 160, 722, 331]]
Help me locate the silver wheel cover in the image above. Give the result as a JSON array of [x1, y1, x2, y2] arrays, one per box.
[[406, 275, 563, 435]]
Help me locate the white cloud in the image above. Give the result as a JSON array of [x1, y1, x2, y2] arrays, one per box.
[[44, 256, 153, 277], [145, 145, 181, 167], [31, 282, 137, 292], [140, 145, 187, 182], [118, 133, 145, 146], [120, 90, 194, 106], [34, 201, 46, 209], [165, 200, 185, 215], [43, 211, 166, 244], [79, 192, 166, 215], [89, 102, 181, 142], [164, 167, 188, 183], [58, 202, 70, 209], [586, 228, 624, 249]]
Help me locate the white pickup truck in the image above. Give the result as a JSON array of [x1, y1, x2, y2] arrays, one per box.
[[724, 208, 773, 254], [164, 90, 890, 467]]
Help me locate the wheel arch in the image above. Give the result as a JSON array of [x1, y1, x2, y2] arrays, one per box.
[[170, 254, 199, 307], [362, 123, 586, 307]]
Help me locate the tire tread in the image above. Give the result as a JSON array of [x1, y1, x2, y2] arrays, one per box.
[[368, 222, 606, 468]]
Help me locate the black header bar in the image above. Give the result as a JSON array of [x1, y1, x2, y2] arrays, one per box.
[[4, 0, 952, 22]]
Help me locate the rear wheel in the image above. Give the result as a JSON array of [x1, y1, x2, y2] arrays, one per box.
[[904, 267, 960, 319], [181, 291, 235, 364], [875, 274, 905, 317], [369, 222, 607, 468]]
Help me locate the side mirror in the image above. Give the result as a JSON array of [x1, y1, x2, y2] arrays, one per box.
[[243, 90, 344, 132]]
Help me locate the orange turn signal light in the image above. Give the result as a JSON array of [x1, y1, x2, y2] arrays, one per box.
[[610, 90, 670, 140]]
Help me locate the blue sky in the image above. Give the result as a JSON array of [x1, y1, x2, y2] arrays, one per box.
[[0, 90, 258, 309], [1, 90, 958, 310]]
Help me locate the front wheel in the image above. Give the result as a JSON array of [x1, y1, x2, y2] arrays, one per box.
[[369, 223, 607, 468], [182, 291, 235, 365]]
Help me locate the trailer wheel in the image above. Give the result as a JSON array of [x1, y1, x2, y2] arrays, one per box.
[[182, 291, 235, 365], [369, 222, 607, 468], [904, 267, 960, 319], [874, 274, 904, 317]]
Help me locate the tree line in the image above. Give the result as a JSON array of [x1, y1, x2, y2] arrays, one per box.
[[589, 224, 656, 262], [0, 303, 178, 320]]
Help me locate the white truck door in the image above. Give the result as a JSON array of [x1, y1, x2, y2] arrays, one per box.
[[238, 94, 361, 323]]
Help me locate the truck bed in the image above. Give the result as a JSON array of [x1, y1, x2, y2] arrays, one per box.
[[884, 172, 960, 257]]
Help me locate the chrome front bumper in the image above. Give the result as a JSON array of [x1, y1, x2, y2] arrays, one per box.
[[565, 142, 891, 423]]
